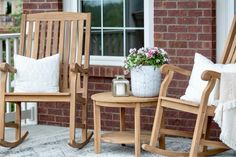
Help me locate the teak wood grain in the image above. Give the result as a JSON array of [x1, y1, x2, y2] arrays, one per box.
[[0, 12, 92, 148], [92, 92, 158, 157], [142, 15, 236, 157]]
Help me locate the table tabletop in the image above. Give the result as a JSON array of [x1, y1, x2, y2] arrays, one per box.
[[91, 92, 158, 103]]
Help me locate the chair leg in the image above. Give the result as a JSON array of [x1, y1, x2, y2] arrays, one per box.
[[81, 101, 87, 142], [15, 102, 21, 140], [199, 116, 212, 156], [81, 99, 93, 146], [150, 101, 164, 147], [189, 110, 207, 157], [69, 97, 76, 145], [148, 100, 164, 147], [203, 117, 212, 153], [159, 115, 166, 149], [0, 73, 6, 142], [0, 101, 5, 141], [68, 96, 93, 149]]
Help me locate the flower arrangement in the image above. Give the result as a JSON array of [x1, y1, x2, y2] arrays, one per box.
[[124, 47, 169, 71]]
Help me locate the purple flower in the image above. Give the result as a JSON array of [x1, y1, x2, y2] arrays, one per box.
[[146, 49, 156, 59], [123, 69, 129, 75], [129, 48, 136, 54]]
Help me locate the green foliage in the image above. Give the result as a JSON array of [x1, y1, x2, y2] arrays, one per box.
[[10, 0, 22, 33], [124, 47, 169, 71]]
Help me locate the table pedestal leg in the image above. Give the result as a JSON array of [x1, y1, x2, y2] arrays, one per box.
[[134, 103, 141, 157], [120, 108, 126, 131], [93, 101, 101, 153], [120, 108, 126, 146]]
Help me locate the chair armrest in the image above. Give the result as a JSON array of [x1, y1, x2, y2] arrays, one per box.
[[70, 63, 88, 74], [201, 70, 221, 81], [199, 70, 220, 105], [158, 64, 191, 97], [160, 64, 191, 76], [0, 63, 17, 73]]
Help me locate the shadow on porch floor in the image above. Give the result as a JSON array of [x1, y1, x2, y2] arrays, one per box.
[[0, 125, 235, 157]]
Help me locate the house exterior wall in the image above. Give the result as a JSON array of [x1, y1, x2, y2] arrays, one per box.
[[154, 0, 218, 138], [23, 0, 219, 138], [22, 0, 62, 13], [0, 1, 5, 14]]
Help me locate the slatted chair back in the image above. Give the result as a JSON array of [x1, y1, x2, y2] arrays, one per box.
[[221, 16, 236, 64], [19, 12, 91, 94]]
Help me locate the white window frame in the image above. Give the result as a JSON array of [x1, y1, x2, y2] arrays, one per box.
[[63, 0, 154, 66]]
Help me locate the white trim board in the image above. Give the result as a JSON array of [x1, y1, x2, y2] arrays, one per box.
[[216, 0, 235, 63]]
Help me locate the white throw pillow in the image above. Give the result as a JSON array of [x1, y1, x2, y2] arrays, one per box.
[[181, 53, 236, 104], [14, 54, 60, 92]]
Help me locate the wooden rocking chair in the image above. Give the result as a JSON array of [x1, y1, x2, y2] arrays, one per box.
[[0, 12, 93, 148], [142, 16, 236, 157]]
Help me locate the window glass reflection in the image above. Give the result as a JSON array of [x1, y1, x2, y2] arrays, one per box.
[[81, 0, 101, 27], [125, 0, 144, 27], [126, 30, 144, 56], [104, 30, 123, 56], [104, 0, 123, 27]]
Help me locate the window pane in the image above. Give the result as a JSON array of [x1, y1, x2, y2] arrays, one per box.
[[91, 30, 102, 55], [104, 30, 123, 56], [126, 30, 144, 56], [81, 0, 101, 27], [125, 0, 144, 27], [103, 0, 123, 27]]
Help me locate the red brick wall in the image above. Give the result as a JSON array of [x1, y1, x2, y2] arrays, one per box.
[[23, 0, 219, 138], [155, 0, 216, 98], [154, 0, 218, 138], [23, 0, 62, 14]]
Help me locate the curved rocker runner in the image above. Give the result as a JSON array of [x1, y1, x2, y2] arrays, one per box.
[[0, 131, 29, 148], [68, 131, 93, 149]]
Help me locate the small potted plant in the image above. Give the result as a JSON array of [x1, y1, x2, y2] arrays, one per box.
[[124, 47, 169, 97]]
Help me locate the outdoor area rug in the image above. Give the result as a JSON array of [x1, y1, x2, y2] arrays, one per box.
[[0, 125, 235, 157]]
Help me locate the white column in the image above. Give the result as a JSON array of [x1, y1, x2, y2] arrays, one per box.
[[144, 0, 154, 48], [5, 39, 11, 113], [63, 0, 78, 12], [216, 0, 235, 62]]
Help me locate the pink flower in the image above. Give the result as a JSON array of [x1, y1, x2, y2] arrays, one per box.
[[123, 69, 129, 75], [146, 49, 156, 59]]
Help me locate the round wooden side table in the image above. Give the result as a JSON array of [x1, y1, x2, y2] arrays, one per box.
[[91, 92, 158, 157]]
